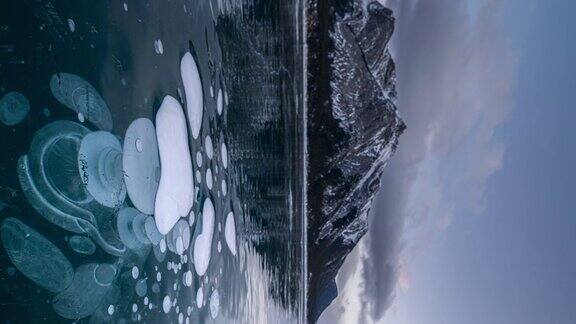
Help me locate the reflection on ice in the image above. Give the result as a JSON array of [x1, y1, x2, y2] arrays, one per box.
[[0, 91, 30, 126], [1, 217, 74, 293], [49, 73, 113, 131]]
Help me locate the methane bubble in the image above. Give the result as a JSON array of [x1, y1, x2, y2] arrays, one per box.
[[154, 96, 194, 235], [78, 131, 126, 208], [193, 198, 215, 276], [17, 121, 125, 256], [1, 217, 74, 293], [53, 263, 114, 319], [49, 73, 113, 131], [180, 52, 203, 139], [0, 91, 30, 126], [69, 235, 96, 255], [123, 118, 160, 215]]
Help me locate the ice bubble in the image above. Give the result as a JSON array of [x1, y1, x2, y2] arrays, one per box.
[[154, 39, 164, 55], [206, 168, 213, 190], [1, 217, 74, 293], [162, 295, 171, 313], [224, 90, 229, 105], [216, 89, 223, 115], [180, 52, 203, 139], [169, 219, 191, 256], [123, 2, 128, 11], [153, 243, 166, 262], [155, 96, 194, 235], [132, 212, 151, 245], [69, 235, 96, 255], [221, 179, 227, 196], [0, 91, 30, 126], [132, 303, 138, 312], [196, 286, 203, 308], [94, 263, 116, 286], [67, 19, 75, 32], [152, 283, 160, 293], [195, 170, 201, 184], [131, 266, 139, 279], [144, 215, 162, 245], [77, 112, 85, 123], [17, 121, 125, 256], [78, 131, 126, 208], [196, 151, 203, 167], [50, 73, 113, 131], [193, 198, 215, 276], [123, 118, 160, 215], [225, 212, 237, 256], [205, 136, 213, 160], [53, 263, 115, 319], [209, 290, 219, 319], [117, 207, 147, 250], [221, 142, 228, 169], [43, 107, 51, 117], [135, 278, 147, 297], [107, 305, 114, 315], [183, 270, 193, 287]]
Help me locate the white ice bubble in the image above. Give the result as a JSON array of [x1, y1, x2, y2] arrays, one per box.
[[221, 142, 228, 169], [225, 212, 237, 256], [160, 238, 166, 253], [206, 168, 213, 190], [77, 112, 84, 123], [183, 270, 192, 287], [67, 19, 75, 32], [154, 39, 164, 54], [123, 3, 128, 11], [108, 305, 114, 315], [131, 266, 139, 279], [180, 52, 203, 139], [210, 85, 214, 97], [196, 286, 203, 308], [196, 151, 203, 167], [209, 290, 219, 319], [155, 96, 194, 235], [221, 179, 227, 196], [205, 136, 213, 159], [224, 90, 229, 105], [196, 170, 201, 184], [216, 89, 223, 115], [163, 295, 171, 313], [193, 198, 215, 276]]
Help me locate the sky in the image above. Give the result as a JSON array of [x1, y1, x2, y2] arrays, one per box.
[[320, 0, 576, 323]]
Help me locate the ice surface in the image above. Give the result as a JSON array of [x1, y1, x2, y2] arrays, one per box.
[[225, 211, 237, 256], [0, 91, 30, 126], [49, 73, 113, 131], [123, 118, 160, 215], [180, 52, 203, 139], [154, 96, 194, 235], [78, 131, 126, 208], [69, 235, 96, 255], [193, 198, 215, 276], [1, 217, 74, 293], [53, 263, 115, 319]]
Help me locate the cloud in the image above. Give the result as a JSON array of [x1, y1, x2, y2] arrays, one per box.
[[321, 0, 515, 322]]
